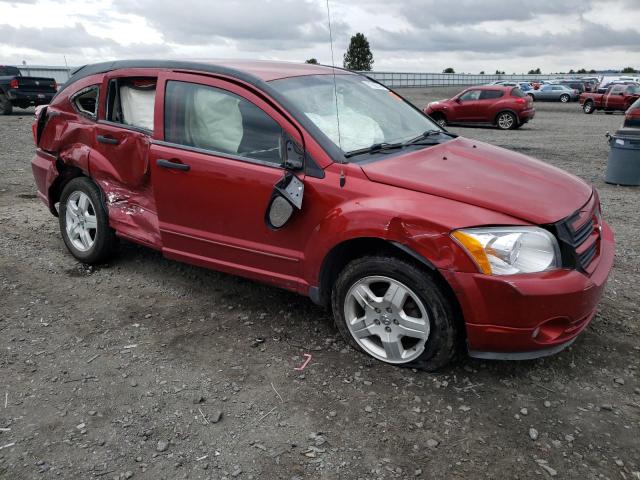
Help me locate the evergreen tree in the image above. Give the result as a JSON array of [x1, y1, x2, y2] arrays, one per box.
[[343, 33, 374, 71], [442, 67, 455, 73], [305, 58, 318, 64]]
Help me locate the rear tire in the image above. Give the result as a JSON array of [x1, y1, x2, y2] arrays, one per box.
[[0, 93, 12, 115], [583, 101, 595, 114], [560, 94, 570, 103], [331, 256, 459, 371], [527, 93, 535, 101], [496, 111, 517, 130], [58, 177, 117, 264]]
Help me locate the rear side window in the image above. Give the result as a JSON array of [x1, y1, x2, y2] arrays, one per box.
[[164, 81, 283, 165], [510, 88, 526, 98], [610, 86, 625, 94], [106, 77, 156, 131], [71, 85, 99, 120], [479, 90, 504, 100]]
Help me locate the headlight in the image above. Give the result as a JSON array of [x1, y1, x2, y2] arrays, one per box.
[[451, 227, 560, 275]]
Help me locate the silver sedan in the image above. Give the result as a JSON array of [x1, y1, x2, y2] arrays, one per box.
[[527, 84, 579, 102]]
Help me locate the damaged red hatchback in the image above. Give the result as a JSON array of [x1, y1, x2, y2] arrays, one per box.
[[31, 60, 614, 370]]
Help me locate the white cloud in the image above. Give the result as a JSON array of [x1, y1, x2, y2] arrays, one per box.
[[0, 0, 638, 72]]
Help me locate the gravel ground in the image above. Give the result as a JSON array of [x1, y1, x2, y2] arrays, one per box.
[[0, 88, 639, 480]]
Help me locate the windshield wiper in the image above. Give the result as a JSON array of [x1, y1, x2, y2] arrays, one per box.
[[402, 129, 457, 146], [344, 142, 404, 158], [343, 130, 457, 159]]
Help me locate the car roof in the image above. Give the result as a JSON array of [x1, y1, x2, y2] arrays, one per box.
[[471, 85, 513, 91], [62, 59, 350, 93]]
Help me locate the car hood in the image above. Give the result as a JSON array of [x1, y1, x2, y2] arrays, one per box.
[[360, 137, 592, 225]]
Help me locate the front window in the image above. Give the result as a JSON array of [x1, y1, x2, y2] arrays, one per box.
[[270, 74, 439, 155]]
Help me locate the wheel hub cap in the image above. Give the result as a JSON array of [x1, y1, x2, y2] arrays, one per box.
[[65, 191, 97, 252], [344, 276, 430, 364]]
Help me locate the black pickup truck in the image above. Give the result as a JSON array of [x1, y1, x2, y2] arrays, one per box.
[[0, 65, 57, 115]]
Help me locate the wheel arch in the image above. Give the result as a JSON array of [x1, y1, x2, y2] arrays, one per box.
[[313, 236, 467, 345]]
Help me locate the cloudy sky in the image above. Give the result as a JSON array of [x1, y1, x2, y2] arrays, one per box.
[[0, 0, 638, 73]]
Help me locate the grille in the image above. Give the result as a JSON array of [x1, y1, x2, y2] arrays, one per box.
[[553, 194, 601, 272]]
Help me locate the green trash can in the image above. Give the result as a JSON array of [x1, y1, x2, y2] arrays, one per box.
[[605, 129, 640, 186]]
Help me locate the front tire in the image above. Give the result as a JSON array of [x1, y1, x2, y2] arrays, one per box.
[[560, 94, 570, 103], [583, 101, 595, 114], [59, 177, 116, 264], [431, 113, 447, 128], [0, 93, 12, 115], [331, 256, 459, 371]]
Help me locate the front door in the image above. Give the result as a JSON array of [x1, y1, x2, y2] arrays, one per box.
[[453, 89, 482, 121], [149, 73, 309, 291]]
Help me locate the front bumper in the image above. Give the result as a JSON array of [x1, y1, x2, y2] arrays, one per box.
[[441, 221, 614, 359], [6, 89, 54, 107]]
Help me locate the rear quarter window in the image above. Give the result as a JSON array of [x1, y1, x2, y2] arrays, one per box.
[[70, 85, 99, 120], [0, 66, 21, 76], [510, 88, 526, 98]]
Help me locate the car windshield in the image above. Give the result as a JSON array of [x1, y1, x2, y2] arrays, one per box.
[[270, 74, 440, 155]]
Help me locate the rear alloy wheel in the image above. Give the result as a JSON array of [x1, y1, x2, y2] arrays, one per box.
[[496, 111, 517, 130], [0, 92, 12, 115], [560, 94, 570, 103], [332, 256, 458, 371], [59, 177, 116, 264], [583, 101, 595, 114]]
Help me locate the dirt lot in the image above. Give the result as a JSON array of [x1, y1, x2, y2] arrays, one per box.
[[0, 87, 638, 480]]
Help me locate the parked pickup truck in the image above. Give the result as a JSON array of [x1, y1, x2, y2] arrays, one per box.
[[0, 65, 57, 115], [580, 84, 640, 114]]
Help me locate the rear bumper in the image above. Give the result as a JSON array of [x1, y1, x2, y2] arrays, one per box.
[[6, 90, 54, 107], [31, 149, 58, 210], [518, 108, 535, 122], [441, 222, 614, 358]]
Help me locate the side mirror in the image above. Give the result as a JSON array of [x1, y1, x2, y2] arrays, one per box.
[[265, 172, 304, 229]]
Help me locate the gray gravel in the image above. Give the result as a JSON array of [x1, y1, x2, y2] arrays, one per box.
[[0, 90, 639, 479]]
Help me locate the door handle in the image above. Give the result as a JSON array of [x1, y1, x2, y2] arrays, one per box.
[[157, 159, 190, 171], [97, 135, 119, 145]]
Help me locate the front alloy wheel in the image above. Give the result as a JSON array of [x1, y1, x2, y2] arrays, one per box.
[[344, 276, 430, 364], [560, 94, 570, 103], [331, 256, 459, 370]]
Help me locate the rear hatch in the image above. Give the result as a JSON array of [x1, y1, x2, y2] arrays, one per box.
[[16, 76, 57, 93]]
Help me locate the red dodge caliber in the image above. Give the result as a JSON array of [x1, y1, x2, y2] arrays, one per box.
[[31, 60, 614, 370]]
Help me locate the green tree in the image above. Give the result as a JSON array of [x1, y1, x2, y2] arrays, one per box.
[[479, 71, 485, 74], [343, 33, 374, 71], [528, 67, 541, 74], [495, 70, 505, 75], [621, 66, 637, 73], [589, 69, 597, 74], [568, 69, 575, 74], [305, 58, 318, 64], [576, 68, 587, 74], [442, 67, 455, 73]]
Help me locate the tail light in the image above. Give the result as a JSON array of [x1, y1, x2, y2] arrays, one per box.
[[515, 98, 526, 104], [9, 78, 18, 89]]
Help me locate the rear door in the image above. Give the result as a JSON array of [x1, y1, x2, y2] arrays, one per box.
[[149, 72, 309, 290], [477, 89, 504, 121]]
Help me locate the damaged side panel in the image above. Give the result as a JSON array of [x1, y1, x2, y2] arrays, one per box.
[[33, 85, 162, 250]]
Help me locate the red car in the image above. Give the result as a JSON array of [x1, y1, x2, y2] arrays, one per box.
[[581, 84, 640, 114], [424, 86, 535, 130], [31, 60, 613, 370], [624, 97, 640, 128]]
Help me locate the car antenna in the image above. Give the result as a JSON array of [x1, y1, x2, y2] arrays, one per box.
[[325, 0, 346, 187]]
